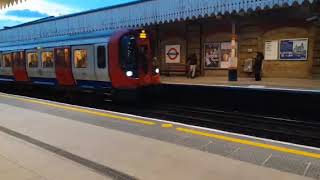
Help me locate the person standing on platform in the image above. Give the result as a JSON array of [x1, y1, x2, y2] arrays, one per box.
[[254, 52, 264, 81], [187, 53, 197, 79]]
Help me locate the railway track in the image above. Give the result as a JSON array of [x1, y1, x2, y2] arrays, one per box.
[[139, 104, 320, 147], [1, 86, 319, 147]]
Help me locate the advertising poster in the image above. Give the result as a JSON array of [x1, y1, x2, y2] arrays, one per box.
[[265, 40, 278, 60], [165, 45, 181, 63], [220, 42, 232, 68], [204, 43, 220, 68], [279, 39, 308, 60]]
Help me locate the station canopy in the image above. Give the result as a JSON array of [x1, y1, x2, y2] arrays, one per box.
[[0, 0, 316, 46], [0, 0, 25, 9]]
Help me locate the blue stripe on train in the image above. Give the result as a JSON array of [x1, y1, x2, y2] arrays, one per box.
[[76, 80, 112, 89], [30, 77, 57, 86], [31, 77, 112, 89], [1, 76, 112, 90], [0, 75, 14, 83]]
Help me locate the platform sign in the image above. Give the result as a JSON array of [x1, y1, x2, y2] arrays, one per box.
[[279, 39, 308, 61], [165, 45, 181, 63], [265, 40, 278, 60]]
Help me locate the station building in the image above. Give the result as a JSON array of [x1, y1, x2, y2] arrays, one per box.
[[146, 1, 320, 80], [0, 0, 319, 81]]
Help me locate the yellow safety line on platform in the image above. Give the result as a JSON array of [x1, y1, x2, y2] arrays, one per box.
[[1, 93, 320, 159], [0, 94, 155, 126], [161, 124, 173, 128], [176, 127, 320, 159]]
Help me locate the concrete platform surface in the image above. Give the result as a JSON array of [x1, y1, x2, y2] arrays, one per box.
[[0, 93, 319, 180], [161, 76, 320, 91], [0, 131, 109, 180]]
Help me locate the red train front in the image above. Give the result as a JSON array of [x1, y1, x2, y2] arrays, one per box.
[[109, 29, 160, 89]]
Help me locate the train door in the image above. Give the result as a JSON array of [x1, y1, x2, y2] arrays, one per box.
[[12, 51, 29, 82], [0, 53, 14, 80], [94, 44, 110, 82], [71, 45, 95, 82], [54, 47, 75, 86], [26, 49, 40, 81]]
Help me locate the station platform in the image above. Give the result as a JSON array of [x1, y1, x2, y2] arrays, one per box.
[[161, 76, 320, 92], [0, 92, 319, 180]]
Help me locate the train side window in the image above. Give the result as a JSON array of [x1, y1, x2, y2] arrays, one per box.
[[97, 46, 106, 69], [0, 54, 2, 67], [41, 51, 54, 68], [3, 54, 12, 67], [74, 49, 87, 68], [27, 52, 38, 68]]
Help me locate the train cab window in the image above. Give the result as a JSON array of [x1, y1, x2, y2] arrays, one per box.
[[3, 54, 12, 67], [27, 52, 38, 68], [41, 51, 54, 68], [120, 35, 138, 77], [74, 49, 87, 68], [97, 46, 106, 69]]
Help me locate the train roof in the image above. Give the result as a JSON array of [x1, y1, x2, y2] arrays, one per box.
[[0, 30, 114, 52]]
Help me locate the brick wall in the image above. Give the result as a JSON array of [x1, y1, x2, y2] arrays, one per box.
[[154, 7, 319, 79], [157, 22, 187, 74]]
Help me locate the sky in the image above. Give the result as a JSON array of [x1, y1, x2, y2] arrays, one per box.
[[0, 0, 136, 28]]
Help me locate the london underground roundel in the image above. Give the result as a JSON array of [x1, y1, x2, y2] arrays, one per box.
[[165, 45, 181, 63]]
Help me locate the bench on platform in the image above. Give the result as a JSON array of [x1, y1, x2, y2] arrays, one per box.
[[161, 64, 187, 76]]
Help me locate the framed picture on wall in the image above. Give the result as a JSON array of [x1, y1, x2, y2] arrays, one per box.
[[204, 43, 220, 69], [279, 38, 308, 61], [220, 42, 232, 69]]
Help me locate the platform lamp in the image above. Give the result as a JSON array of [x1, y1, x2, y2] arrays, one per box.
[[228, 21, 238, 81]]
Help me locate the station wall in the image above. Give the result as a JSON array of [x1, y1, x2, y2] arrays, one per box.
[[153, 7, 320, 79]]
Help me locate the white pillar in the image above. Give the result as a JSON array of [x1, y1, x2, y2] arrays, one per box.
[[230, 22, 238, 69]]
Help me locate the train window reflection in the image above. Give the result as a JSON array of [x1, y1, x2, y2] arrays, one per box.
[[74, 49, 87, 68], [3, 54, 12, 67], [97, 46, 106, 69], [27, 52, 38, 68], [42, 51, 54, 68]]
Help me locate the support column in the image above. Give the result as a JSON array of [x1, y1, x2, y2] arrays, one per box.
[[186, 21, 202, 77], [231, 22, 238, 69], [229, 21, 238, 81]]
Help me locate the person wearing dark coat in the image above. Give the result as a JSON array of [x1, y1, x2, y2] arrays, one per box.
[[254, 52, 264, 81], [187, 53, 197, 78]]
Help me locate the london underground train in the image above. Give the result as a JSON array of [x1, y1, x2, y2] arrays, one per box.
[[0, 29, 160, 100]]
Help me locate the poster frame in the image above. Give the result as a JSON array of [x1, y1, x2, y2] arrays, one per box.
[[203, 42, 221, 69], [279, 38, 308, 61], [203, 42, 233, 70]]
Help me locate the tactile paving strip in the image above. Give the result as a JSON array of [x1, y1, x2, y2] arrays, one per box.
[[263, 153, 310, 176], [305, 162, 320, 179], [228, 145, 272, 166]]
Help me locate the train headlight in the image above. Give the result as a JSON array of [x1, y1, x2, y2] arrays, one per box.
[[155, 68, 160, 74], [126, 71, 133, 77]]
